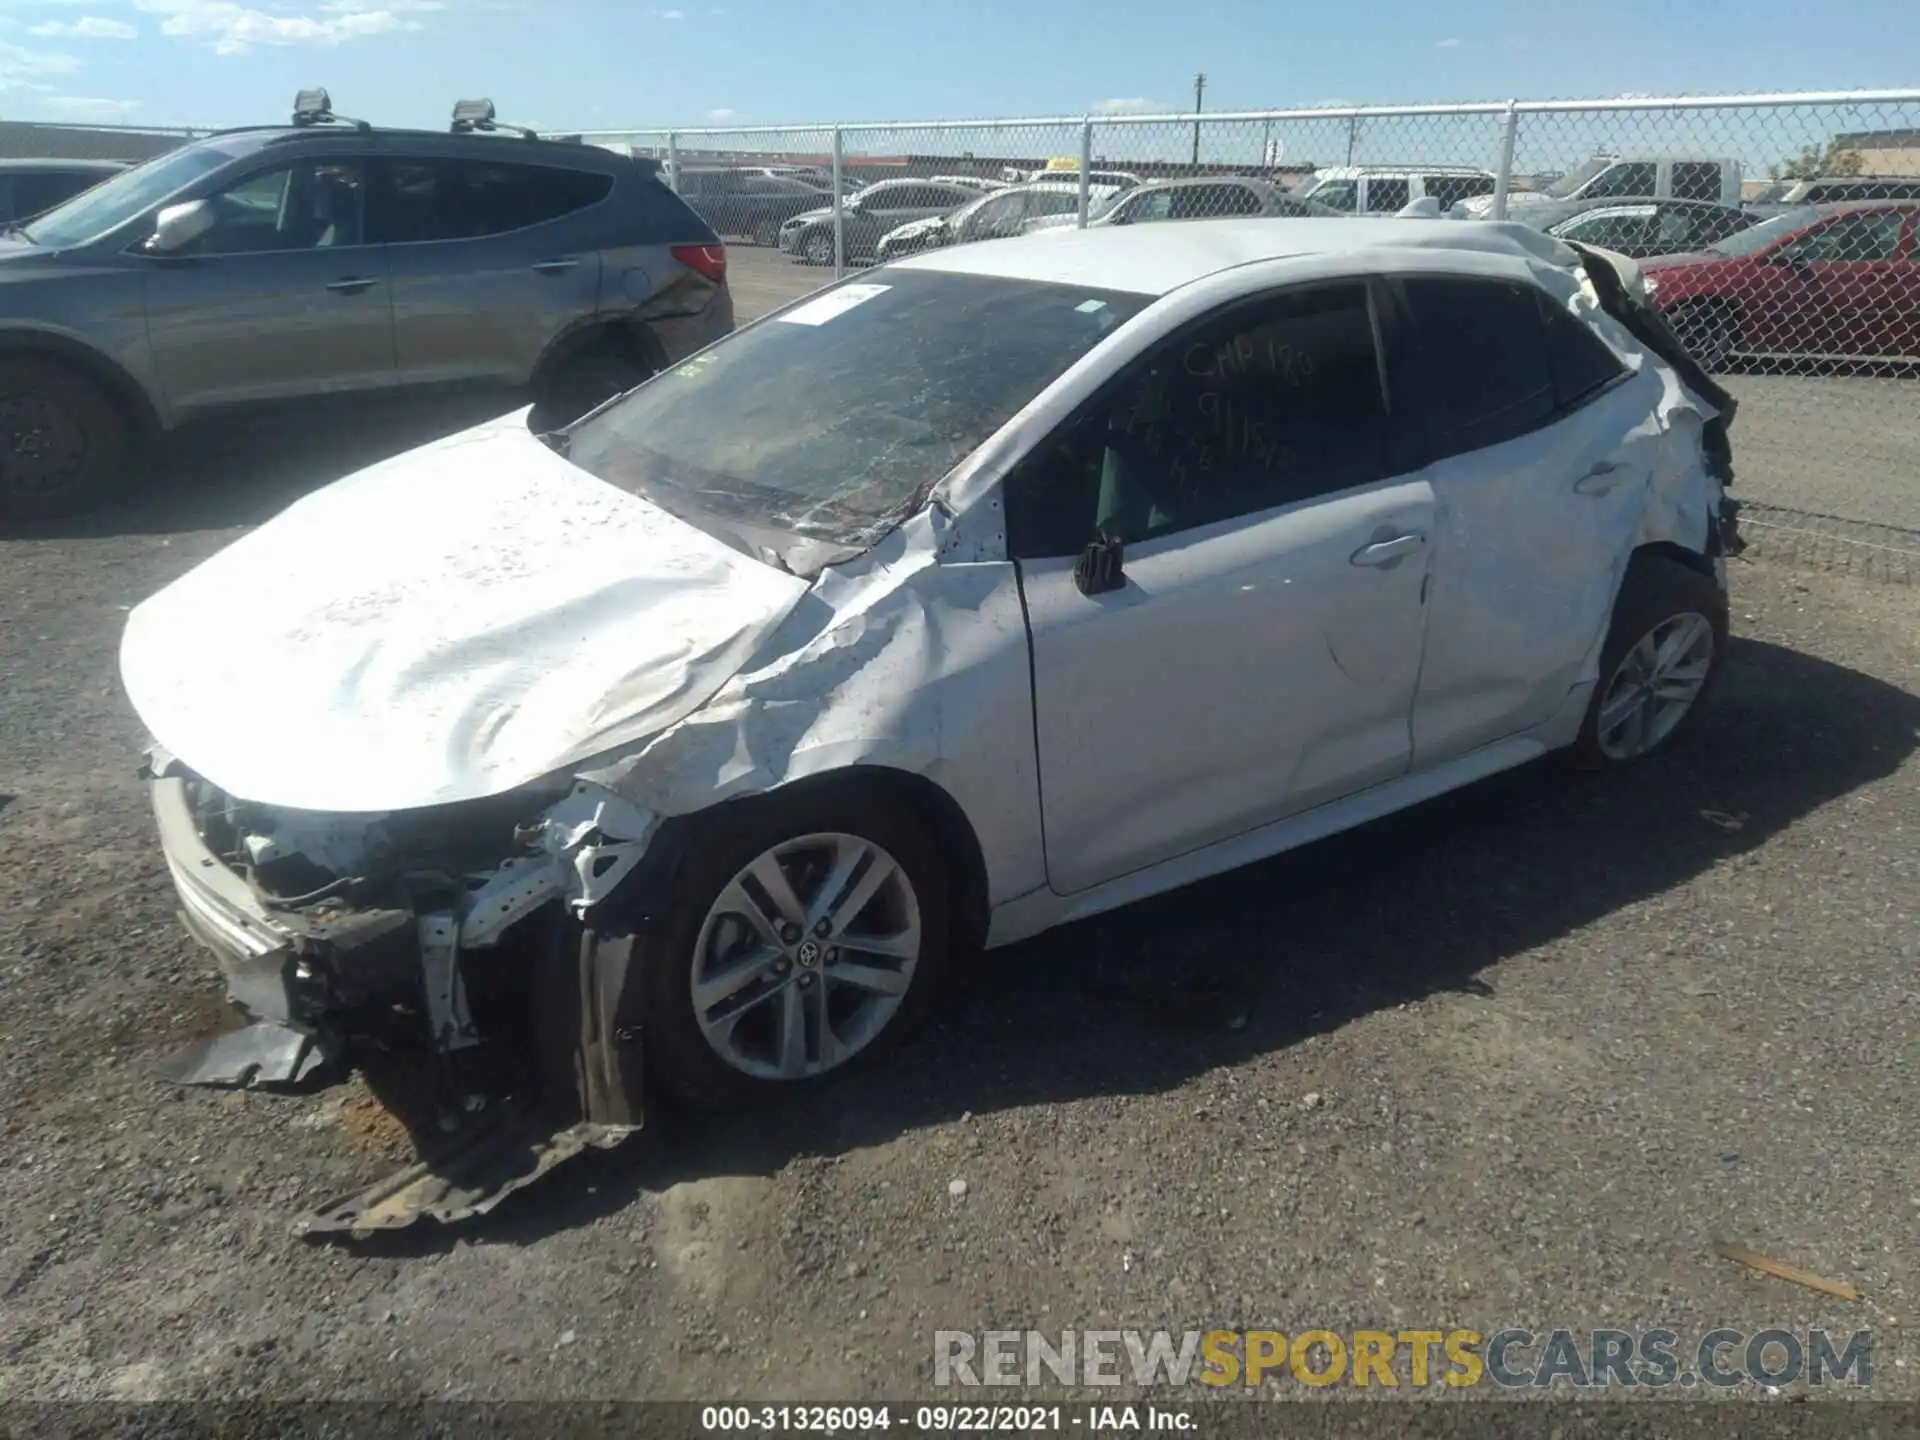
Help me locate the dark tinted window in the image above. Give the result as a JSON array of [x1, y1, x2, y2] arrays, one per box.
[[1394, 277, 1556, 457], [1584, 162, 1658, 199], [1782, 210, 1906, 262], [1427, 174, 1494, 208], [568, 270, 1151, 550], [4, 170, 103, 220], [1671, 162, 1723, 201], [368, 158, 611, 242], [1537, 291, 1627, 408], [1365, 177, 1410, 212], [1169, 184, 1261, 218], [1008, 283, 1391, 555]]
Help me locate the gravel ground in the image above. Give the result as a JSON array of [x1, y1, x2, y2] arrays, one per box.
[[1, 250, 1917, 1404]]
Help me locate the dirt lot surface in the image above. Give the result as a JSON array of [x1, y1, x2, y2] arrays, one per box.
[[1, 248, 1917, 1404]]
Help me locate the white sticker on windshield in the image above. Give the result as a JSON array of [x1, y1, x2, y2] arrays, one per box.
[[1075, 299, 1108, 313], [777, 283, 893, 326]]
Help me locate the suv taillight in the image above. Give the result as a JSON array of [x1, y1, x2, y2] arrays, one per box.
[[672, 244, 727, 285]]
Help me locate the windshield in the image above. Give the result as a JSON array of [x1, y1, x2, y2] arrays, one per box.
[[22, 142, 245, 248], [1545, 157, 1615, 199], [564, 269, 1151, 550], [1704, 206, 1823, 257]]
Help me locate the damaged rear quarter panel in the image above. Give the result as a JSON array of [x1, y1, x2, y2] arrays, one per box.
[[579, 505, 1049, 909]]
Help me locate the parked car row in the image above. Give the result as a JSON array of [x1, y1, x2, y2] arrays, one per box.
[[0, 92, 734, 521], [0, 158, 128, 225]]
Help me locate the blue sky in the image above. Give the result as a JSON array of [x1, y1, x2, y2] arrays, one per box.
[[0, 0, 1915, 133]]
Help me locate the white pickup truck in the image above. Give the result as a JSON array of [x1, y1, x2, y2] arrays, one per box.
[[1462, 156, 1744, 227]]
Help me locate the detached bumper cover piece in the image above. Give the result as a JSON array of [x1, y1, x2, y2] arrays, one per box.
[[157, 1021, 339, 1091]]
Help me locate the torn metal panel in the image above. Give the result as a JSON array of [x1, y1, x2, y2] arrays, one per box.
[[119, 414, 810, 814], [576, 505, 1051, 909], [294, 1104, 635, 1237], [158, 1022, 338, 1091]]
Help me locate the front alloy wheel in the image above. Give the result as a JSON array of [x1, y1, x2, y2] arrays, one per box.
[[804, 231, 835, 266], [691, 832, 922, 1080]]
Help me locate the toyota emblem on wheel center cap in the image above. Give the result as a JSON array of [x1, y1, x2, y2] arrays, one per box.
[[796, 940, 821, 968]]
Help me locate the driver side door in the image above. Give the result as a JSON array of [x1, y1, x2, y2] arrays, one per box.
[[140, 157, 395, 418], [1007, 280, 1436, 895]]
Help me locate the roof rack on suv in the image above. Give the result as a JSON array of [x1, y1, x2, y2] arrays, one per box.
[[292, 87, 372, 133], [451, 98, 541, 141]]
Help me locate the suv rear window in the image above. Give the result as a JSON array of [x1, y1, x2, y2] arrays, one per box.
[[369, 158, 612, 242]]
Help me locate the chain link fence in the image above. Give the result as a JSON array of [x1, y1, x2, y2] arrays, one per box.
[[583, 91, 1920, 581]]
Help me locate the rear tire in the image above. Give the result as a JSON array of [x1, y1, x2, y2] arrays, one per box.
[[530, 338, 653, 431], [1573, 553, 1728, 769], [0, 356, 131, 521], [638, 781, 952, 1112]]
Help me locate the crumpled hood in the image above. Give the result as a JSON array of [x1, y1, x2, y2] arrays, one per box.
[[119, 412, 811, 813]]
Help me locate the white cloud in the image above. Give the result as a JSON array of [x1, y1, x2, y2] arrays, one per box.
[[706, 106, 743, 122], [1435, 36, 1462, 47], [28, 16, 141, 39], [658, 7, 686, 16], [36, 93, 143, 120], [132, 0, 428, 54], [0, 40, 83, 90], [1092, 97, 1171, 116]]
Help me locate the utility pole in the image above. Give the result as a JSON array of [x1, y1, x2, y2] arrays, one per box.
[[1192, 71, 1206, 168]]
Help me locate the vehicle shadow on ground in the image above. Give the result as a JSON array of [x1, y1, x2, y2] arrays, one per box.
[[5, 392, 519, 542], [345, 633, 1920, 1253]]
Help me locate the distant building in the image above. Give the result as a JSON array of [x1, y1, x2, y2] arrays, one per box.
[[1832, 127, 1920, 175], [0, 121, 191, 163]]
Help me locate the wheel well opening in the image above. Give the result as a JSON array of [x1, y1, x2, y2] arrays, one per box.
[[0, 338, 159, 439], [1633, 539, 1715, 581], [771, 765, 992, 959]]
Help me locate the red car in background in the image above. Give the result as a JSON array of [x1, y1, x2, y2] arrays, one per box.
[[1639, 200, 1920, 369]]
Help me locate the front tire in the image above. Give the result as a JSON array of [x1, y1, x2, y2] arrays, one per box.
[[802, 231, 835, 266], [0, 356, 131, 521], [1574, 553, 1728, 768], [640, 782, 951, 1110]]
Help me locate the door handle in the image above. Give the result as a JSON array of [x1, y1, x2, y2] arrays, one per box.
[[1350, 532, 1426, 567], [324, 276, 380, 295], [1574, 461, 1626, 495], [531, 257, 581, 274]]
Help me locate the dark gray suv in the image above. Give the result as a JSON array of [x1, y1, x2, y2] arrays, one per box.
[[0, 95, 733, 520]]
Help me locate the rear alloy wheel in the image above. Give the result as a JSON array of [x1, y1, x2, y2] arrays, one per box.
[[803, 231, 836, 266], [0, 357, 130, 522], [640, 786, 950, 1109], [1574, 554, 1728, 767]]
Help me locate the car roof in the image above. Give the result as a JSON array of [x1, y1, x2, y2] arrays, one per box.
[[898, 217, 1575, 295], [1313, 165, 1493, 178], [0, 157, 129, 174], [195, 125, 635, 170], [1134, 175, 1276, 192]]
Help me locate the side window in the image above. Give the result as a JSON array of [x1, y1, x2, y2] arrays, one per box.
[[1365, 178, 1410, 212], [962, 193, 1023, 240], [1561, 209, 1654, 250], [188, 160, 365, 254], [1007, 283, 1391, 555], [1783, 212, 1905, 263], [1308, 180, 1356, 212], [1582, 162, 1657, 200], [1429, 174, 1494, 207], [1116, 189, 1173, 224], [368, 159, 609, 243], [1671, 163, 1723, 202], [1392, 277, 1557, 458], [1536, 291, 1628, 409]]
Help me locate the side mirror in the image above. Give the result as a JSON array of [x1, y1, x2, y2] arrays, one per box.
[[1073, 534, 1125, 596], [149, 199, 214, 254]]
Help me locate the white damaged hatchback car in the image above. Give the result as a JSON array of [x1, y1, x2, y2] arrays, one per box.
[[122, 219, 1741, 1218]]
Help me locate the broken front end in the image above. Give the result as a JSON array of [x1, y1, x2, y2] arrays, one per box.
[[146, 747, 670, 1234]]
